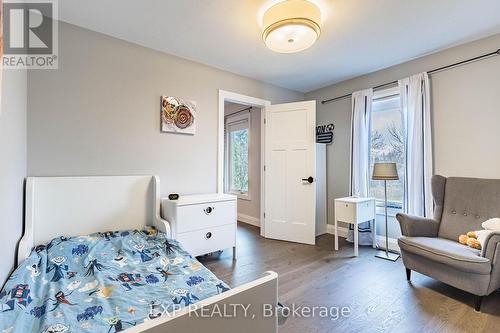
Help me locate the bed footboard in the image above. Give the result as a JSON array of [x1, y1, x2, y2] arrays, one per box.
[[129, 271, 278, 333]]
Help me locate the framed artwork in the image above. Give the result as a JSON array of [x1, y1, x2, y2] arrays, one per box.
[[161, 96, 196, 135]]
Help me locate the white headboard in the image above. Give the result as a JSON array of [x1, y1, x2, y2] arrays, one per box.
[[18, 175, 171, 263]]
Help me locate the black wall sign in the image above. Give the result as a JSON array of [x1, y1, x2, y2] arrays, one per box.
[[316, 123, 334, 144]]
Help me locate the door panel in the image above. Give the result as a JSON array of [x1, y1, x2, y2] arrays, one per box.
[[264, 101, 316, 245], [268, 150, 287, 224]]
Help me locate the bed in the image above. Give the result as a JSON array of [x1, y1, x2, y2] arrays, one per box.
[[0, 176, 278, 333]]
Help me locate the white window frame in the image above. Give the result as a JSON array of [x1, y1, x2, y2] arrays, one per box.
[[370, 86, 404, 216], [225, 112, 251, 200]]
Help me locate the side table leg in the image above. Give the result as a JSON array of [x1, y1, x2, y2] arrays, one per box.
[[371, 218, 377, 249], [354, 222, 359, 257], [334, 215, 339, 251], [373, 200, 377, 249]]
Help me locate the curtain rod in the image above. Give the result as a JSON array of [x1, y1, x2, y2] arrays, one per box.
[[321, 48, 500, 105], [224, 106, 252, 117]]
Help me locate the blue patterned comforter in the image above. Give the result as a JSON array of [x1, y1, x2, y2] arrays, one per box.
[[0, 227, 230, 333]]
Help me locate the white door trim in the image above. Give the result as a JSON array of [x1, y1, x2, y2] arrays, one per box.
[[218, 90, 271, 237]]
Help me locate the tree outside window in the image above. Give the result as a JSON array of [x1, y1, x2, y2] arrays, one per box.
[[225, 113, 250, 198], [229, 129, 249, 193]]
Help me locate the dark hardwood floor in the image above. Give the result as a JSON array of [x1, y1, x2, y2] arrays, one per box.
[[199, 222, 500, 333]]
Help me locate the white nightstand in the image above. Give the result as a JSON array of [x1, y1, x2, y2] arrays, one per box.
[[334, 197, 376, 256], [161, 194, 237, 258]]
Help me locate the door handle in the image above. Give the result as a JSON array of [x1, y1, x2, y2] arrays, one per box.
[[302, 176, 314, 184]]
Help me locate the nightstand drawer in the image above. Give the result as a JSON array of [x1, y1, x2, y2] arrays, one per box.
[[177, 224, 236, 257], [176, 200, 235, 233], [335, 201, 355, 223]]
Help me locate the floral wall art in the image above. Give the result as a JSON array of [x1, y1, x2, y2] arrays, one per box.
[[161, 96, 196, 134]]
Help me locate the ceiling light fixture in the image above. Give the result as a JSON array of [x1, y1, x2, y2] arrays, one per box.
[[262, 0, 321, 54]]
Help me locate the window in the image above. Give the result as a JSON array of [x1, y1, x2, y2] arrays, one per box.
[[225, 113, 250, 198], [370, 87, 405, 213]]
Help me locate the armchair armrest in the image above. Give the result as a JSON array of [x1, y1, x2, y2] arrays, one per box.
[[396, 213, 440, 237], [481, 231, 500, 260], [484, 232, 500, 294]]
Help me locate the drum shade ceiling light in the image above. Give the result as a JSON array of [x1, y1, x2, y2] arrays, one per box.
[[262, 0, 321, 53]]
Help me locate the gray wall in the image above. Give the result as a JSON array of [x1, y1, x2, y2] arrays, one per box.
[[0, 69, 27, 285], [28, 22, 303, 197], [306, 33, 500, 239], [224, 103, 261, 223]]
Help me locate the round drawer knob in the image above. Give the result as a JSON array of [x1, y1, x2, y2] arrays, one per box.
[[205, 232, 212, 239], [204, 207, 215, 215]]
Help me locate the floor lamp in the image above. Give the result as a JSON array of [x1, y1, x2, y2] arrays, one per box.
[[372, 162, 400, 261]]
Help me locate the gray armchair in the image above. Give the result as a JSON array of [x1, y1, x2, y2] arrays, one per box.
[[396, 175, 500, 311]]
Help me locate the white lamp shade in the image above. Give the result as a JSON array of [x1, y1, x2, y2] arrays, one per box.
[[372, 162, 399, 180], [262, 0, 321, 53]]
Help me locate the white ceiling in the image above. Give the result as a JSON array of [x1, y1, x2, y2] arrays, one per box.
[[59, 0, 500, 93]]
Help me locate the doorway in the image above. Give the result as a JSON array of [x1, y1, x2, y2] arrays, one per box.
[[218, 90, 270, 236], [224, 101, 261, 228]]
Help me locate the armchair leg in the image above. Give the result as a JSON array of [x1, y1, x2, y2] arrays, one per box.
[[405, 268, 411, 281], [474, 295, 483, 312]]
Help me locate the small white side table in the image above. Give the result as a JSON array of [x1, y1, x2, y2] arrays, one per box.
[[334, 197, 376, 256]]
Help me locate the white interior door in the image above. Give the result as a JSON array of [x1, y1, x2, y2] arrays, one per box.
[[264, 100, 316, 245]]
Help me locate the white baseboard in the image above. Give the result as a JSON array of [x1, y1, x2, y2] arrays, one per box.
[[325, 224, 400, 252], [237, 213, 260, 227]]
